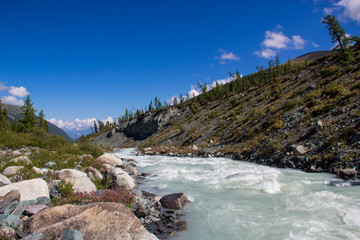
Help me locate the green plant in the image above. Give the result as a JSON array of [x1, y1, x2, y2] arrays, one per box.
[[58, 180, 74, 198]]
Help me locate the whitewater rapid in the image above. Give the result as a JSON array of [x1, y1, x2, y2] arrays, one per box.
[[115, 148, 360, 240]]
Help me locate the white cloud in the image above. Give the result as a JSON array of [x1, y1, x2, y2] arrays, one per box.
[[166, 95, 179, 105], [292, 35, 306, 49], [48, 116, 114, 131], [255, 48, 277, 59], [262, 31, 291, 49], [1, 96, 24, 106], [256, 28, 307, 58], [187, 87, 200, 99], [8, 86, 29, 98], [312, 42, 320, 47], [336, 0, 360, 24], [215, 49, 241, 64]]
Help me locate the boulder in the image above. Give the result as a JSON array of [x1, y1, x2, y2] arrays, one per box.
[[58, 169, 87, 179], [95, 153, 124, 167], [159, 193, 189, 209], [43, 161, 56, 169], [58, 169, 96, 193], [84, 167, 103, 180], [125, 165, 138, 176], [106, 167, 137, 191], [23, 202, 158, 240], [293, 145, 309, 158], [339, 169, 358, 180], [12, 150, 21, 157], [0, 178, 49, 201], [0, 173, 11, 186], [2, 166, 24, 177], [9, 156, 31, 165]]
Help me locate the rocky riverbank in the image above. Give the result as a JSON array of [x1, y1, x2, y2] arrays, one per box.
[[138, 144, 359, 181], [0, 147, 189, 239]]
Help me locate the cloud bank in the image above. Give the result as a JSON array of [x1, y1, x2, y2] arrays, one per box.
[[255, 29, 306, 59], [0, 82, 30, 106], [48, 116, 115, 132]]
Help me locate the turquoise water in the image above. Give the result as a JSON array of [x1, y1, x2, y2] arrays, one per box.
[[115, 149, 360, 240]]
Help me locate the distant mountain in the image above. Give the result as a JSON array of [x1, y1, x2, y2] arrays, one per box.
[[3, 104, 74, 142], [66, 128, 92, 141]]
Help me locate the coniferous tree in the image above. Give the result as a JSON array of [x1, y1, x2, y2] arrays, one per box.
[[18, 95, 37, 132], [322, 15, 349, 52], [38, 109, 49, 133], [93, 121, 98, 133], [0, 100, 10, 131]]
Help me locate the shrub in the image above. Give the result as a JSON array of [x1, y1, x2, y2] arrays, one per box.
[[58, 180, 74, 198]]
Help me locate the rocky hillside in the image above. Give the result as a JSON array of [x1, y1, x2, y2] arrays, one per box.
[[93, 50, 360, 178], [4, 103, 74, 142]]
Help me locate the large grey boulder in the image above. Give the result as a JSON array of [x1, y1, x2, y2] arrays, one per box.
[[0, 178, 49, 201], [95, 153, 124, 167], [106, 167, 137, 191], [58, 169, 96, 193], [23, 202, 158, 240]]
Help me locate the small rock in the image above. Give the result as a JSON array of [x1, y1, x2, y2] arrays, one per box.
[[43, 161, 56, 169], [10, 156, 31, 165], [0, 174, 11, 186], [12, 151, 21, 157], [339, 169, 358, 180], [293, 145, 309, 159], [22, 230, 44, 240], [62, 229, 84, 240], [83, 167, 103, 180], [125, 165, 138, 176], [314, 120, 323, 132], [36, 197, 52, 207], [12, 199, 37, 217], [141, 173, 151, 177], [2, 166, 24, 177], [23, 205, 48, 216], [0, 200, 19, 214], [0, 214, 21, 228], [160, 193, 189, 209]]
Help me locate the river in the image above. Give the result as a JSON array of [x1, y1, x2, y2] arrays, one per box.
[[115, 148, 360, 240]]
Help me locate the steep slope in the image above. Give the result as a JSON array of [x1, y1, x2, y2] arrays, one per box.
[[4, 103, 74, 142], [94, 50, 360, 177]]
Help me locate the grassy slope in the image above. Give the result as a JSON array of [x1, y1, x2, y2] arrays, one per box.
[[139, 50, 360, 173]]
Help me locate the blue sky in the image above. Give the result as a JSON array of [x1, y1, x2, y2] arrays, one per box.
[[0, 0, 359, 137]]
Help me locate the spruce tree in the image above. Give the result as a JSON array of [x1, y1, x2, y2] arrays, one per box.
[[38, 109, 49, 133], [19, 95, 37, 132]]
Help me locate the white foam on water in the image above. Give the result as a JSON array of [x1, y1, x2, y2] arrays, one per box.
[[114, 148, 360, 240]]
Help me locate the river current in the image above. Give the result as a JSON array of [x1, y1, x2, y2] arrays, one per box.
[[115, 148, 360, 240]]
